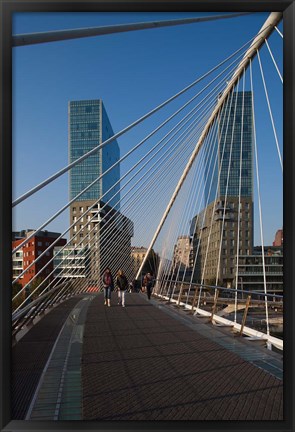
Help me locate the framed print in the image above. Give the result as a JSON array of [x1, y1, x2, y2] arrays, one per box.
[[0, 1, 294, 431]]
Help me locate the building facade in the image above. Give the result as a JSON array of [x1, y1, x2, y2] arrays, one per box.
[[273, 229, 283, 247], [131, 247, 148, 279], [236, 246, 283, 298], [191, 197, 253, 286], [70, 200, 134, 284], [172, 235, 192, 270], [12, 230, 66, 287], [191, 91, 253, 287], [53, 245, 89, 280], [131, 247, 159, 282]]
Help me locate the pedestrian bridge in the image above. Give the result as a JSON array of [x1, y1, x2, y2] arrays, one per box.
[[9, 9, 286, 427], [12, 291, 283, 422]]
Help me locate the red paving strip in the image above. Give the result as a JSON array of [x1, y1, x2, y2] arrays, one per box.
[[82, 293, 283, 421], [11, 297, 82, 420]]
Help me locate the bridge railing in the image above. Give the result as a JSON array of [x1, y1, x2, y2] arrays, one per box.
[[153, 279, 283, 350], [11, 280, 86, 342]]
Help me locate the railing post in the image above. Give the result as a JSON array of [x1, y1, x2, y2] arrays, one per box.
[[190, 285, 199, 314], [239, 295, 251, 336], [177, 283, 184, 305], [210, 288, 219, 322]]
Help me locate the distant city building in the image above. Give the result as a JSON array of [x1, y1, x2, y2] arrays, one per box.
[[236, 245, 283, 298], [191, 91, 253, 288], [253, 245, 283, 256], [12, 230, 66, 287], [169, 235, 194, 282], [131, 246, 147, 278], [273, 229, 283, 247], [70, 200, 133, 284], [191, 198, 253, 287], [12, 229, 35, 241], [53, 245, 89, 279], [12, 249, 23, 282], [131, 247, 159, 281], [172, 236, 192, 269]]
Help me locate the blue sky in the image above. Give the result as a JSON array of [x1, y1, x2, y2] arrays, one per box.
[[12, 12, 283, 246]]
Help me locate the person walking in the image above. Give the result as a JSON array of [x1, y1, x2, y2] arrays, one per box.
[[144, 272, 154, 300], [102, 267, 114, 307], [116, 269, 128, 307]]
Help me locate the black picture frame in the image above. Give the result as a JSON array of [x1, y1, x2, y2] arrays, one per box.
[[0, 1, 294, 431]]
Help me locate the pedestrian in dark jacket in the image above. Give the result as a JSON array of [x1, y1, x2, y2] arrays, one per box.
[[116, 269, 128, 307], [144, 272, 154, 300], [102, 267, 114, 307]]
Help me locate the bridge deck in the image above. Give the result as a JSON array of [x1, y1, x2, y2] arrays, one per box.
[[12, 293, 283, 421]]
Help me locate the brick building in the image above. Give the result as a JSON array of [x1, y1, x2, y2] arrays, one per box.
[[273, 229, 283, 247], [12, 230, 66, 287]]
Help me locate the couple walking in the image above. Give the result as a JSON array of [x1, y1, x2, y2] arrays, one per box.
[[102, 268, 128, 307]]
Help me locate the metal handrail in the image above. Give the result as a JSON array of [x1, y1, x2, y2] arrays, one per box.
[[12, 281, 72, 322], [157, 278, 283, 300]]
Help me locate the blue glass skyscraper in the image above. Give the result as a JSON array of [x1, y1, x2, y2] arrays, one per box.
[[204, 91, 253, 205], [69, 99, 120, 209], [192, 91, 254, 287], [219, 91, 253, 199]]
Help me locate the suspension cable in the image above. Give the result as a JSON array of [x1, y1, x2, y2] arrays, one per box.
[[256, 49, 283, 171], [13, 22, 279, 208], [250, 59, 270, 337], [265, 38, 283, 83]]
